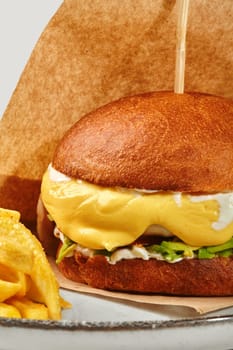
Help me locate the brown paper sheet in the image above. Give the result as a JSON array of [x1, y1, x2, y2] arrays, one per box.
[[0, 0, 232, 222], [49, 258, 233, 314], [0, 0, 232, 314]]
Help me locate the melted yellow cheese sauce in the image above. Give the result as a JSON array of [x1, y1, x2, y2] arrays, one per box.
[[41, 167, 233, 251]]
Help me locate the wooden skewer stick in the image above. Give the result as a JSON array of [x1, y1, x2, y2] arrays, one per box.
[[174, 0, 190, 94]]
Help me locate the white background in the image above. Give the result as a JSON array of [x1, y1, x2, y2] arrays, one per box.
[[0, 0, 63, 118]]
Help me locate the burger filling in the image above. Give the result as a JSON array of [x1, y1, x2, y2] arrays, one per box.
[[41, 165, 233, 264], [55, 227, 233, 264]]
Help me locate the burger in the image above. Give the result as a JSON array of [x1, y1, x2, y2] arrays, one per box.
[[38, 91, 233, 296]]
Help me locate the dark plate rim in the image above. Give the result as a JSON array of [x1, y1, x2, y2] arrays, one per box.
[[0, 314, 233, 331]]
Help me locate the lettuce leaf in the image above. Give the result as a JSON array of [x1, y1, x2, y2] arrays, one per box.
[[147, 238, 233, 262], [56, 236, 76, 264]]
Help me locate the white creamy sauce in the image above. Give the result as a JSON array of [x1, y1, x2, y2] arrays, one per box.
[[110, 245, 150, 262], [190, 193, 233, 230], [109, 246, 184, 264], [54, 227, 65, 241], [110, 248, 139, 262], [48, 164, 71, 182], [134, 188, 160, 194], [75, 244, 94, 258], [73, 243, 184, 265], [173, 192, 182, 207]]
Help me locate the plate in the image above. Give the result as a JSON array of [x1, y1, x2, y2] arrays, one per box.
[[0, 2, 232, 350], [0, 289, 233, 350]]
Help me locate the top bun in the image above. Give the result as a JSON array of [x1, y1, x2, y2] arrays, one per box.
[[52, 91, 233, 192]]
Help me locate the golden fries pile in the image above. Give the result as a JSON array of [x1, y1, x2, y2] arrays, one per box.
[[0, 208, 70, 320]]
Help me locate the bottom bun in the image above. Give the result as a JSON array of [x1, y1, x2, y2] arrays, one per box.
[[58, 252, 233, 296]]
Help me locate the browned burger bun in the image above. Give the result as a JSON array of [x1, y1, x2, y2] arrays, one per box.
[[59, 254, 233, 296], [53, 91, 233, 192], [39, 91, 233, 296]]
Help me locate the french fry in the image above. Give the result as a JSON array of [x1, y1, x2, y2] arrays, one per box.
[[59, 296, 72, 309], [0, 264, 29, 300], [0, 280, 21, 302], [7, 297, 49, 320], [0, 303, 21, 318], [15, 274, 30, 298], [0, 209, 20, 222], [0, 208, 70, 320]]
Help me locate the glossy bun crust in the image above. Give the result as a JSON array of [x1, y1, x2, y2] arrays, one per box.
[[58, 253, 233, 296], [53, 91, 233, 192]]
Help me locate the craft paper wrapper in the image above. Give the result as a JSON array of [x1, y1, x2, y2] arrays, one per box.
[[0, 0, 233, 312]]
